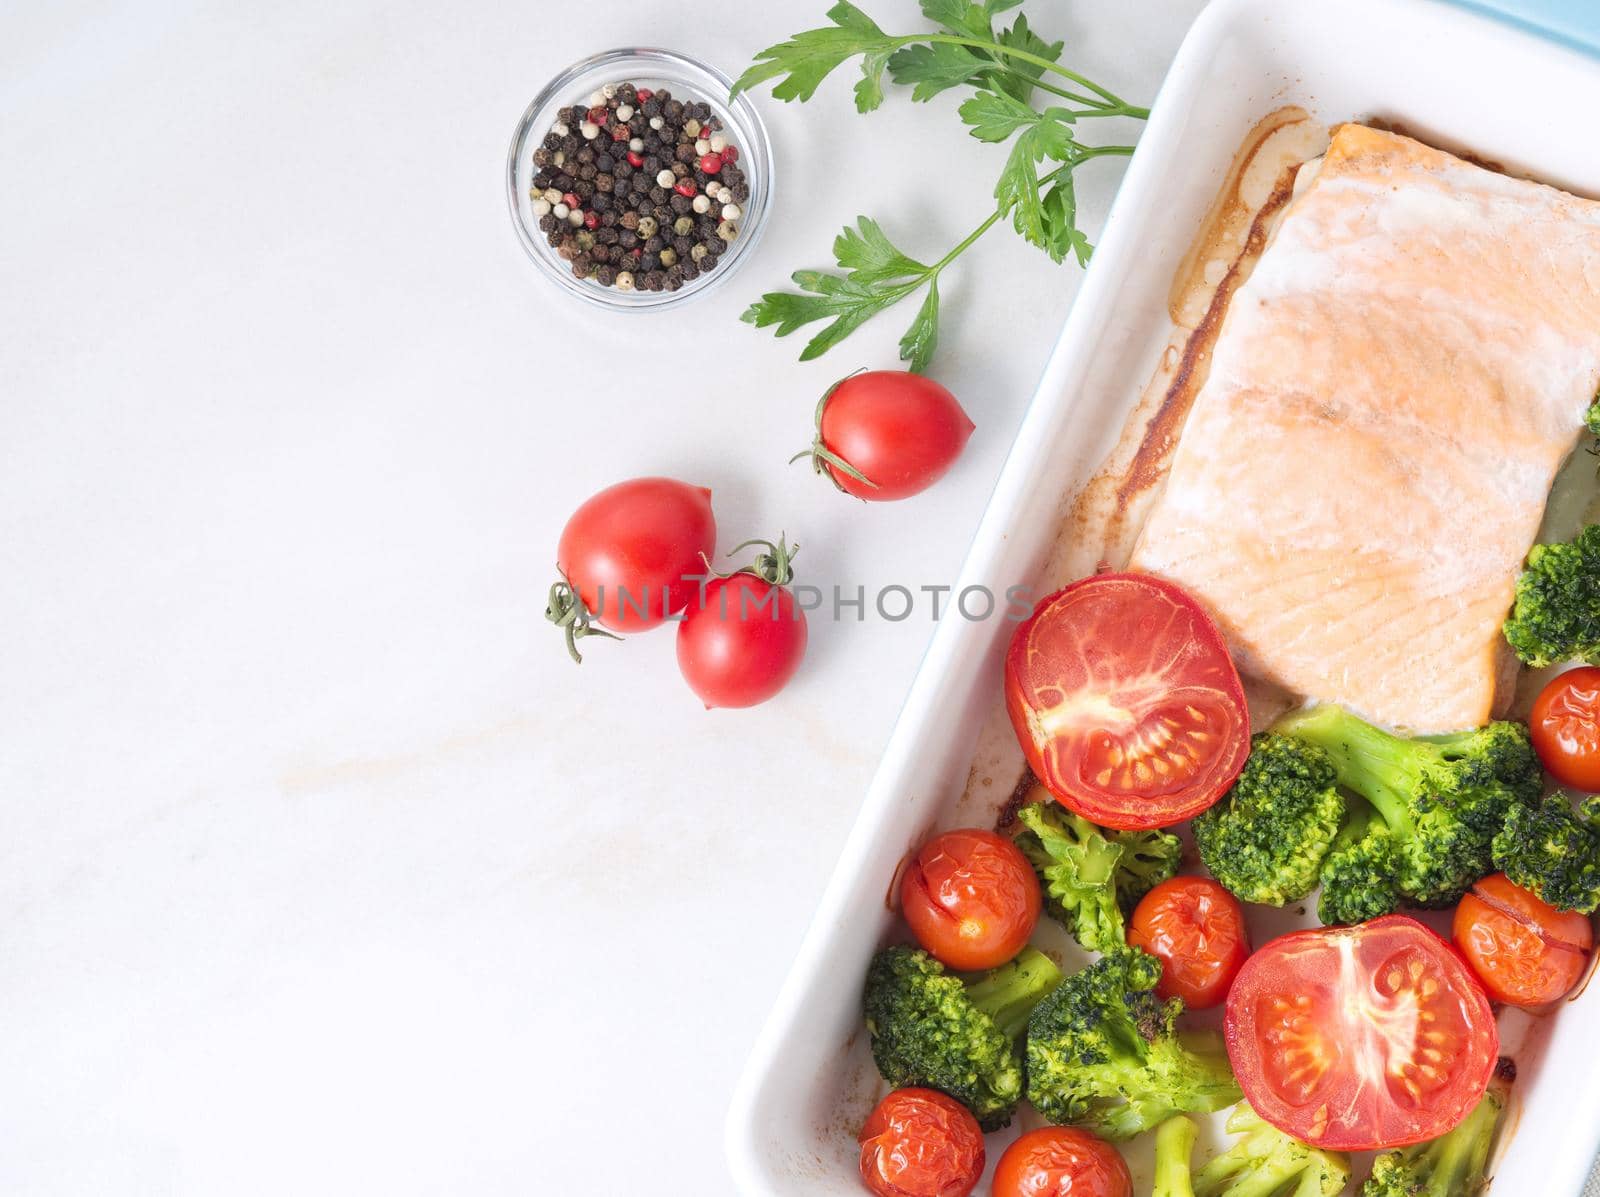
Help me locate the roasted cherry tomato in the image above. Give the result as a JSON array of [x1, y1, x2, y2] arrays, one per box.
[[1530, 667, 1600, 791], [858, 1088, 984, 1197], [901, 829, 1041, 971], [676, 538, 807, 709], [1225, 915, 1497, 1151], [553, 476, 716, 638], [1004, 573, 1250, 830], [992, 1126, 1131, 1197], [796, 371, 974, 501], [1127, 877, 1250, 1009], [1453, 872, 1593, 1007]]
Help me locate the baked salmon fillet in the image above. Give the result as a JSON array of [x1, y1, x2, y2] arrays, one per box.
[[1128, 124, 1600, 734]]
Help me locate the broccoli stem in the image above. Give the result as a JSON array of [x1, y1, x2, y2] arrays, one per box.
[[963, 946, 1062, 1043], [1276, 705, 1417, 838], [1418, 1084, 1503, 1197], [1153, 1116, 1198, 1197]]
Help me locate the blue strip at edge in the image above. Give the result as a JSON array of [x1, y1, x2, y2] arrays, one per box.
[[1452, 0, 1600, 53]]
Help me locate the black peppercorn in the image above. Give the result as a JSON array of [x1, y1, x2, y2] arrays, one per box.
[[538, 213, 558, 234]]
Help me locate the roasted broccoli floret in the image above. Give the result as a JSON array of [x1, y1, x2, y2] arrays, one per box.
[[1013, 802, 1180, 953], [1025, 947, 1240, 1140], [864, 945, 1061, 1130], [1317, 803, 1403, 925], [1503, 524, 1600, 668], [1492, 793, 1600, 912], [1276, 705, 1540, 908], [1153, 1104, 1351, 1197], [1193, 734, 1345, 906], [1362, 1077, 1508, 1196]]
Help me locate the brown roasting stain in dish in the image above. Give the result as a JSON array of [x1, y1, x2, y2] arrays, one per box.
[[1107, 146, 1301, 538]]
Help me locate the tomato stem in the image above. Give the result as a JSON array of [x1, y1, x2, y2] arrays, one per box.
[[704, 536, 800, 588], [545, 575, 622, 664], [790, 369, 880, 495]]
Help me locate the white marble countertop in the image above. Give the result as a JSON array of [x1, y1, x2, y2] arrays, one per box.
[[2, 1, 1205, 1192]]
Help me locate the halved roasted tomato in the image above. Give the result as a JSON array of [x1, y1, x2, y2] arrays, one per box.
[[1224, 915, 1498, 1152], [1004, 573, 1249, 830]]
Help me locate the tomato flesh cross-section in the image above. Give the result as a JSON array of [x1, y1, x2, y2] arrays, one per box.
[[1225, 915, 1498, 1151], [1004, 573, 1250, 830]]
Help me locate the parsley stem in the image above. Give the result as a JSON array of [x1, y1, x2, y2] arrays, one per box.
[[1019, 75, 1117, 110], [1069, 144, 1137, 163], [919, 33, 1148, 117], [929, 208, 1006, 275]]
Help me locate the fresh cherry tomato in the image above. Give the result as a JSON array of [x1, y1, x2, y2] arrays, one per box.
[[992, 1127, 1131, 1197], [1453, 872, 1593, 1007], [676, 539, 807, 709], [1127, 877, 1250, 1009], [796, 371, 974, 501], [900, 828, 1041, 971], [1004, 573, 1250, 830], [1225, 915, 1497, 1151], [858, 1088, 984, 1197], [1530, 667, 1600, 790], [554, 477, 716, 635]]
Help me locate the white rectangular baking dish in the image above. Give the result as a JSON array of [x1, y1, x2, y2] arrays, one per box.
[[725, 0, 1600, 1193]]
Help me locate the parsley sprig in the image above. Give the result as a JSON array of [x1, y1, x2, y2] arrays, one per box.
[[732, 0, 1146, 371]]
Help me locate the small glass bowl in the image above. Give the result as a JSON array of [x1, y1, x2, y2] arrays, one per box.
[[506, 47, 774, 312]]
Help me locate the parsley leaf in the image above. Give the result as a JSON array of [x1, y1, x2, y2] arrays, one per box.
[[1041, 172, 1093, 267], [960, 89, 1081, 251], [833, 216, 929, 283], [886, 41, 989, 102], [730, 1, 899, 111], [898, 279, 941, 373], [956, 88, 1039, 141], [743, 217, 945, 370]]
